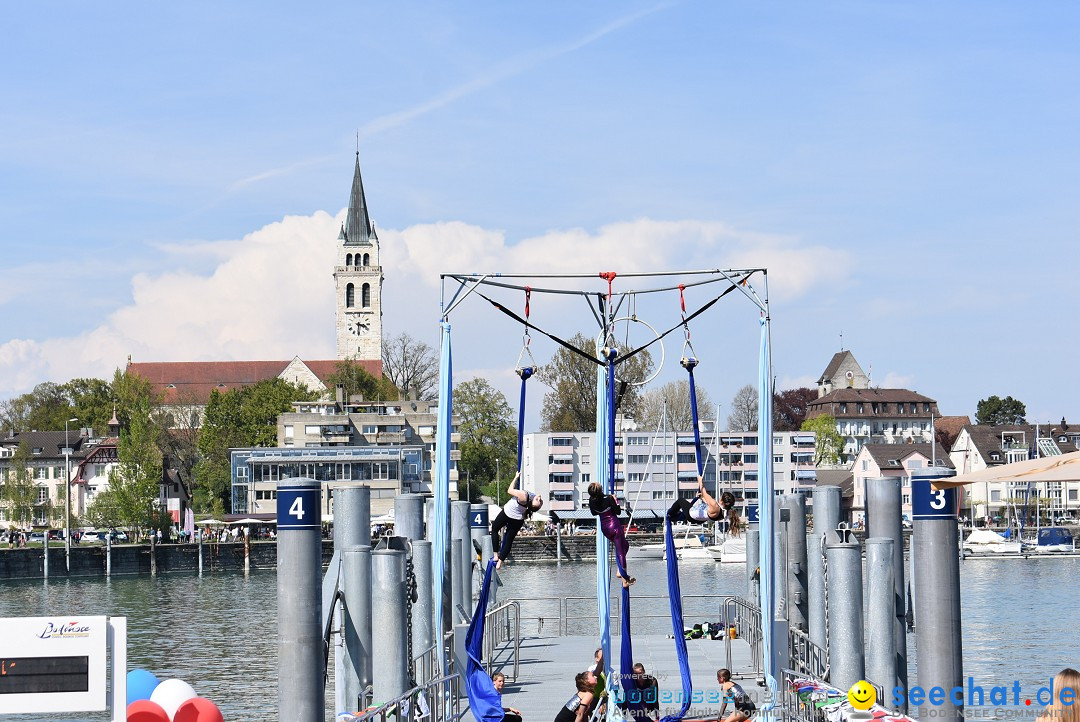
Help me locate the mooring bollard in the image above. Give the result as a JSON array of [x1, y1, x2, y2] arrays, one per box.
[[343, 544, 372, 712], [782, 494, 808, 631], [372, 549, 408, 704], [277, 478, 324, 722], [866, 476, 908, 710], [865, 537, 897, 697], [412, 539, 434, 674], [396, 493, 425, 541], [825, 527, 864, 691]]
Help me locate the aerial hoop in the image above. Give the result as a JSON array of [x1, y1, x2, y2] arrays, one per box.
[[594, 316, 665, 386]]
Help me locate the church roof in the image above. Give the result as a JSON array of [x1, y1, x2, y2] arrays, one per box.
[[339, 153, 377, 246], [127, 358, 382, 404], [817, 350, 863, 384]]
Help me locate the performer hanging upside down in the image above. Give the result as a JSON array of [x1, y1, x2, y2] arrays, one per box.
[[491, 472, 543, 569], [667, 476, 742, 537], [587, 482, 636, 588]]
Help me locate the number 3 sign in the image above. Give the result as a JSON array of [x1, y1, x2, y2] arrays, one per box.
[[911, 476, 958, 520]]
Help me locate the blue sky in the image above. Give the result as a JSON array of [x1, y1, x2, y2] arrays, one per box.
[[2, 1, 1078, 426]]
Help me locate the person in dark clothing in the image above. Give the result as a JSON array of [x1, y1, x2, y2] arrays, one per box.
[[587, 483, 635, 587], [620, 663, 660, 722], [554, 671, 596, 722]]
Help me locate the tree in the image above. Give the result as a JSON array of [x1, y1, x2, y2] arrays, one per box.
[[454, 378, 518, 501], [382, 332, 439, 401], [727, 384, 759, 431], [774, 387, 817, 431], [975, 395, 1027, 425], [538, 333, 653, 432], [66, 377, 115, 436], [2, 442, 37, 527], [151, 392, 203, 504], [638, 379, 714, 432], [326, 360, 399, 403], [107, 401, 162, 537], [801, 415, 844, 465]]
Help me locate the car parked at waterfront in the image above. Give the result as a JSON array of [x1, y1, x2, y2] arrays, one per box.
[[28, 532, 45, 544]]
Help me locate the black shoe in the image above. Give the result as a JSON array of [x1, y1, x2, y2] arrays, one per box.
[[472, 539, 483, 557]]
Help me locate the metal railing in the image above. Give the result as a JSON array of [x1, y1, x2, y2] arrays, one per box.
[[353, 673, 463, 722], [787, 625, 828, 681], [500, 594, 745, 637], [483, 600, 521, 681]]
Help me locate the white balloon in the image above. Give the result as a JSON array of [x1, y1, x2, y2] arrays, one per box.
[[150, 678, 197, 721]]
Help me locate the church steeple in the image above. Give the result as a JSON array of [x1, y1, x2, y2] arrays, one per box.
[[340, 152, 377, 246]]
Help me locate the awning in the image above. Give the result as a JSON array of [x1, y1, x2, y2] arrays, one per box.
[[932, 450, 1080, 489]]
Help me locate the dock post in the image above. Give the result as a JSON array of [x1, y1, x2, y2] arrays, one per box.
[[105, 534, 112, 577], [197, 530, 203, 577], [782, 494, 808, 631], [396, 493, 426, 541], [149, 532, 156, 576], [825, 527, 864, 691], [276, 478, 324, 722], [412, 540, 434, 679], [813, 485, 842, 544], [451, 538, 464, 621], [746, 525, 760, 603], [372, 548, 409, 704], [335, 485, 372, 714], [866, 476, 908, 709], [479, 535, 498, 605], [865, 538, 897, 698], [451, 500, 472, 609], [806, 532, 824, 649], [43, 531, 49, 580], [343, 545, 373, 712], [912, 469, 963, 721]]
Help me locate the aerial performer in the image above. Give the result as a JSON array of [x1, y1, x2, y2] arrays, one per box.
[[667, 476, 742, 536], [587, 482, 636, 588], [490, 471, 544, 569]]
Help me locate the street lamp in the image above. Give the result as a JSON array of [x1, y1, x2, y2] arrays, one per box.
[[64, 417, 78, 573]]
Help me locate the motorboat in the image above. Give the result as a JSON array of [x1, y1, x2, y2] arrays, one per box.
[[963, 529, 1023, 555], [1030, 527, 1075, 553], [632, 534, 706, 560], [706, 536, 747, 564]]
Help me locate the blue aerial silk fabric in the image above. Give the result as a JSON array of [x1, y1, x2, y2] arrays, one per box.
[[658, 519, 692, 722], [434, 320, 453, 674], [757, 314, 778, 712], [465, 559, 505, 722], [595, 360, 613, 721]]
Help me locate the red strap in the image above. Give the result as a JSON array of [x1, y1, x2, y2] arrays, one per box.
[[678, 284, 687, 315], [524, 286, 531, 320], [599, 272, 617, 304]]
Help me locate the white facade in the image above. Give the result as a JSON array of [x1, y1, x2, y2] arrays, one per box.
[[334, 155, 383, 361], [521, 425, 816, 518]]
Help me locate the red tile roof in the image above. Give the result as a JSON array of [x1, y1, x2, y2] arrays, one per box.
[[127, 359, 382, 404]]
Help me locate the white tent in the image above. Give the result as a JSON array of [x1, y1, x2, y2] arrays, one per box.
[[933, 450, 1080, 488]]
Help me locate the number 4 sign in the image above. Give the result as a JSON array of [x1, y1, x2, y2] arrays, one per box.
[[277, 484, 322, 530]]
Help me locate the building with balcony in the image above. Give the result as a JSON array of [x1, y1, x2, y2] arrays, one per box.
[[230, 394, 460, 516], [806, 388, 941, 460], [949, 424, 1079, 521], [520, 423, 817, 519]]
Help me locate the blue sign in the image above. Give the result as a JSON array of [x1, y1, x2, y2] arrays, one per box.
[[747, 504, 759, 523], [469, 506, 489, 529], [276, 485, 322, 530], [911, 477, 958, 520]]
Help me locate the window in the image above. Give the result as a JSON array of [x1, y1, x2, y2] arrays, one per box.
[[627, 472, 648, 482], [362, 283, 371, 307], [743, 436, 758, 446], [910, 403, 917, 413], [651, 454, 673, 464], [773, 436, 783, 446], [1070, 490, 1079, 501], [923, 403, 931, 413], [897, 403, 905, 414], [551, 437, 573, 446], [549, 455, 573, 465], [627, 454, 649, 464], [36, 467, 48, 479], [95, 464, 106, 477], [346, 283, 355, 307], [362, 425, 377, 434], [902, 494, 911, 505], [580, 455, 591, 464], [627, 437, 649, 446], [284, 425, 294, 439], [54, 466, 63, 479], [908, 459, 923, 469], [305, 425, 321, 435], [773, 455, 783, 464], [37, 487, 49, 503], [857, 403, 865, 413], [580, 437, 590, 447], [742, 453, 758, 464], [677, 453, 696, 464], [862, 460, 869, 471], [32, 447, 43, 455], [991, 490, 1001, 502], [839, 403, 847, 414], [580, 474, 590, 484]]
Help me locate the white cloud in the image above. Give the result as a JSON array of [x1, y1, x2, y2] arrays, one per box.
[[0, 212, 851, 402], [880, 372, 915, 389]]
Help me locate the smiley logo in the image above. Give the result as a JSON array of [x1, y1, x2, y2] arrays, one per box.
[[848, 680, 876, 710]]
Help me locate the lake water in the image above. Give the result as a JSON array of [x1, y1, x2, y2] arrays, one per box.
[[1, 556, 1076, 720]]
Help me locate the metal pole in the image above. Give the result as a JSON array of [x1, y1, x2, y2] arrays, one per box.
[[43, 527, 49, 580], [451, 538, 463, 621], [343, 544, 373, 712], [782, 494, 808, 631], [197, 530, 203, 577], [451, 500, 472, 608], [807, 531, 824, 649], [106, 533, 112, 577], [372, 549, 409, 704], [277, 478, 324, 722], [774, 529, 787, 622], [336, 485, 372, 549], [335, 485, 372, 716], [746, 525, 760, 603], [396, 493, 426, 541], [865, 537, 897, 696], [865, 476, 908, 708], [912, 469, 963, 721], [825, 527, 864, 691], [813, 485, 842, 546], [412, 540, 434, 673]]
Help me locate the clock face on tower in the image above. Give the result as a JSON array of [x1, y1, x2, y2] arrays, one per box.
[[347, 317, 369, 336]]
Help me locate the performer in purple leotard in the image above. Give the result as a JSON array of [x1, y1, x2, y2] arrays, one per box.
[[587, 482, 636, 588]]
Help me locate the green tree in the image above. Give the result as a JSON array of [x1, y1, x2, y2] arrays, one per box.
[[110, 369, 162, 433], [801, 415, 844, 465], [638, 379, 714, 432], [108, 402, 163, 537], [65, 377, 115, 436], [2, 442, 37, 527], [195, 378, 317, 513], [454, 378, 518, 502], [326, 360, 399, 403], [727, 384, 759, 432], [975, 395, 1027, 425], [538, 333, 654, 432], [84, 488, 124, 529], [382, 332, 439, 401]]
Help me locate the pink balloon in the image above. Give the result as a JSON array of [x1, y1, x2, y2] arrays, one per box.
[[127, 699, 171, 722], [174, 697, 224, 722]]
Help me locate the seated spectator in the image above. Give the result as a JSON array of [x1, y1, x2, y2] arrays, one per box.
[[620, 663, 659, 722], [492, 672, 522, 722]]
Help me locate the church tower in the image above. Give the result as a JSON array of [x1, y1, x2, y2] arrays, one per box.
[[335, 153, 383, 361]]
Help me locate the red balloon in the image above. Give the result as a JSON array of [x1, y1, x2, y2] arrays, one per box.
[[127, 699, 170, 722], [174, 696, 224, 722]]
